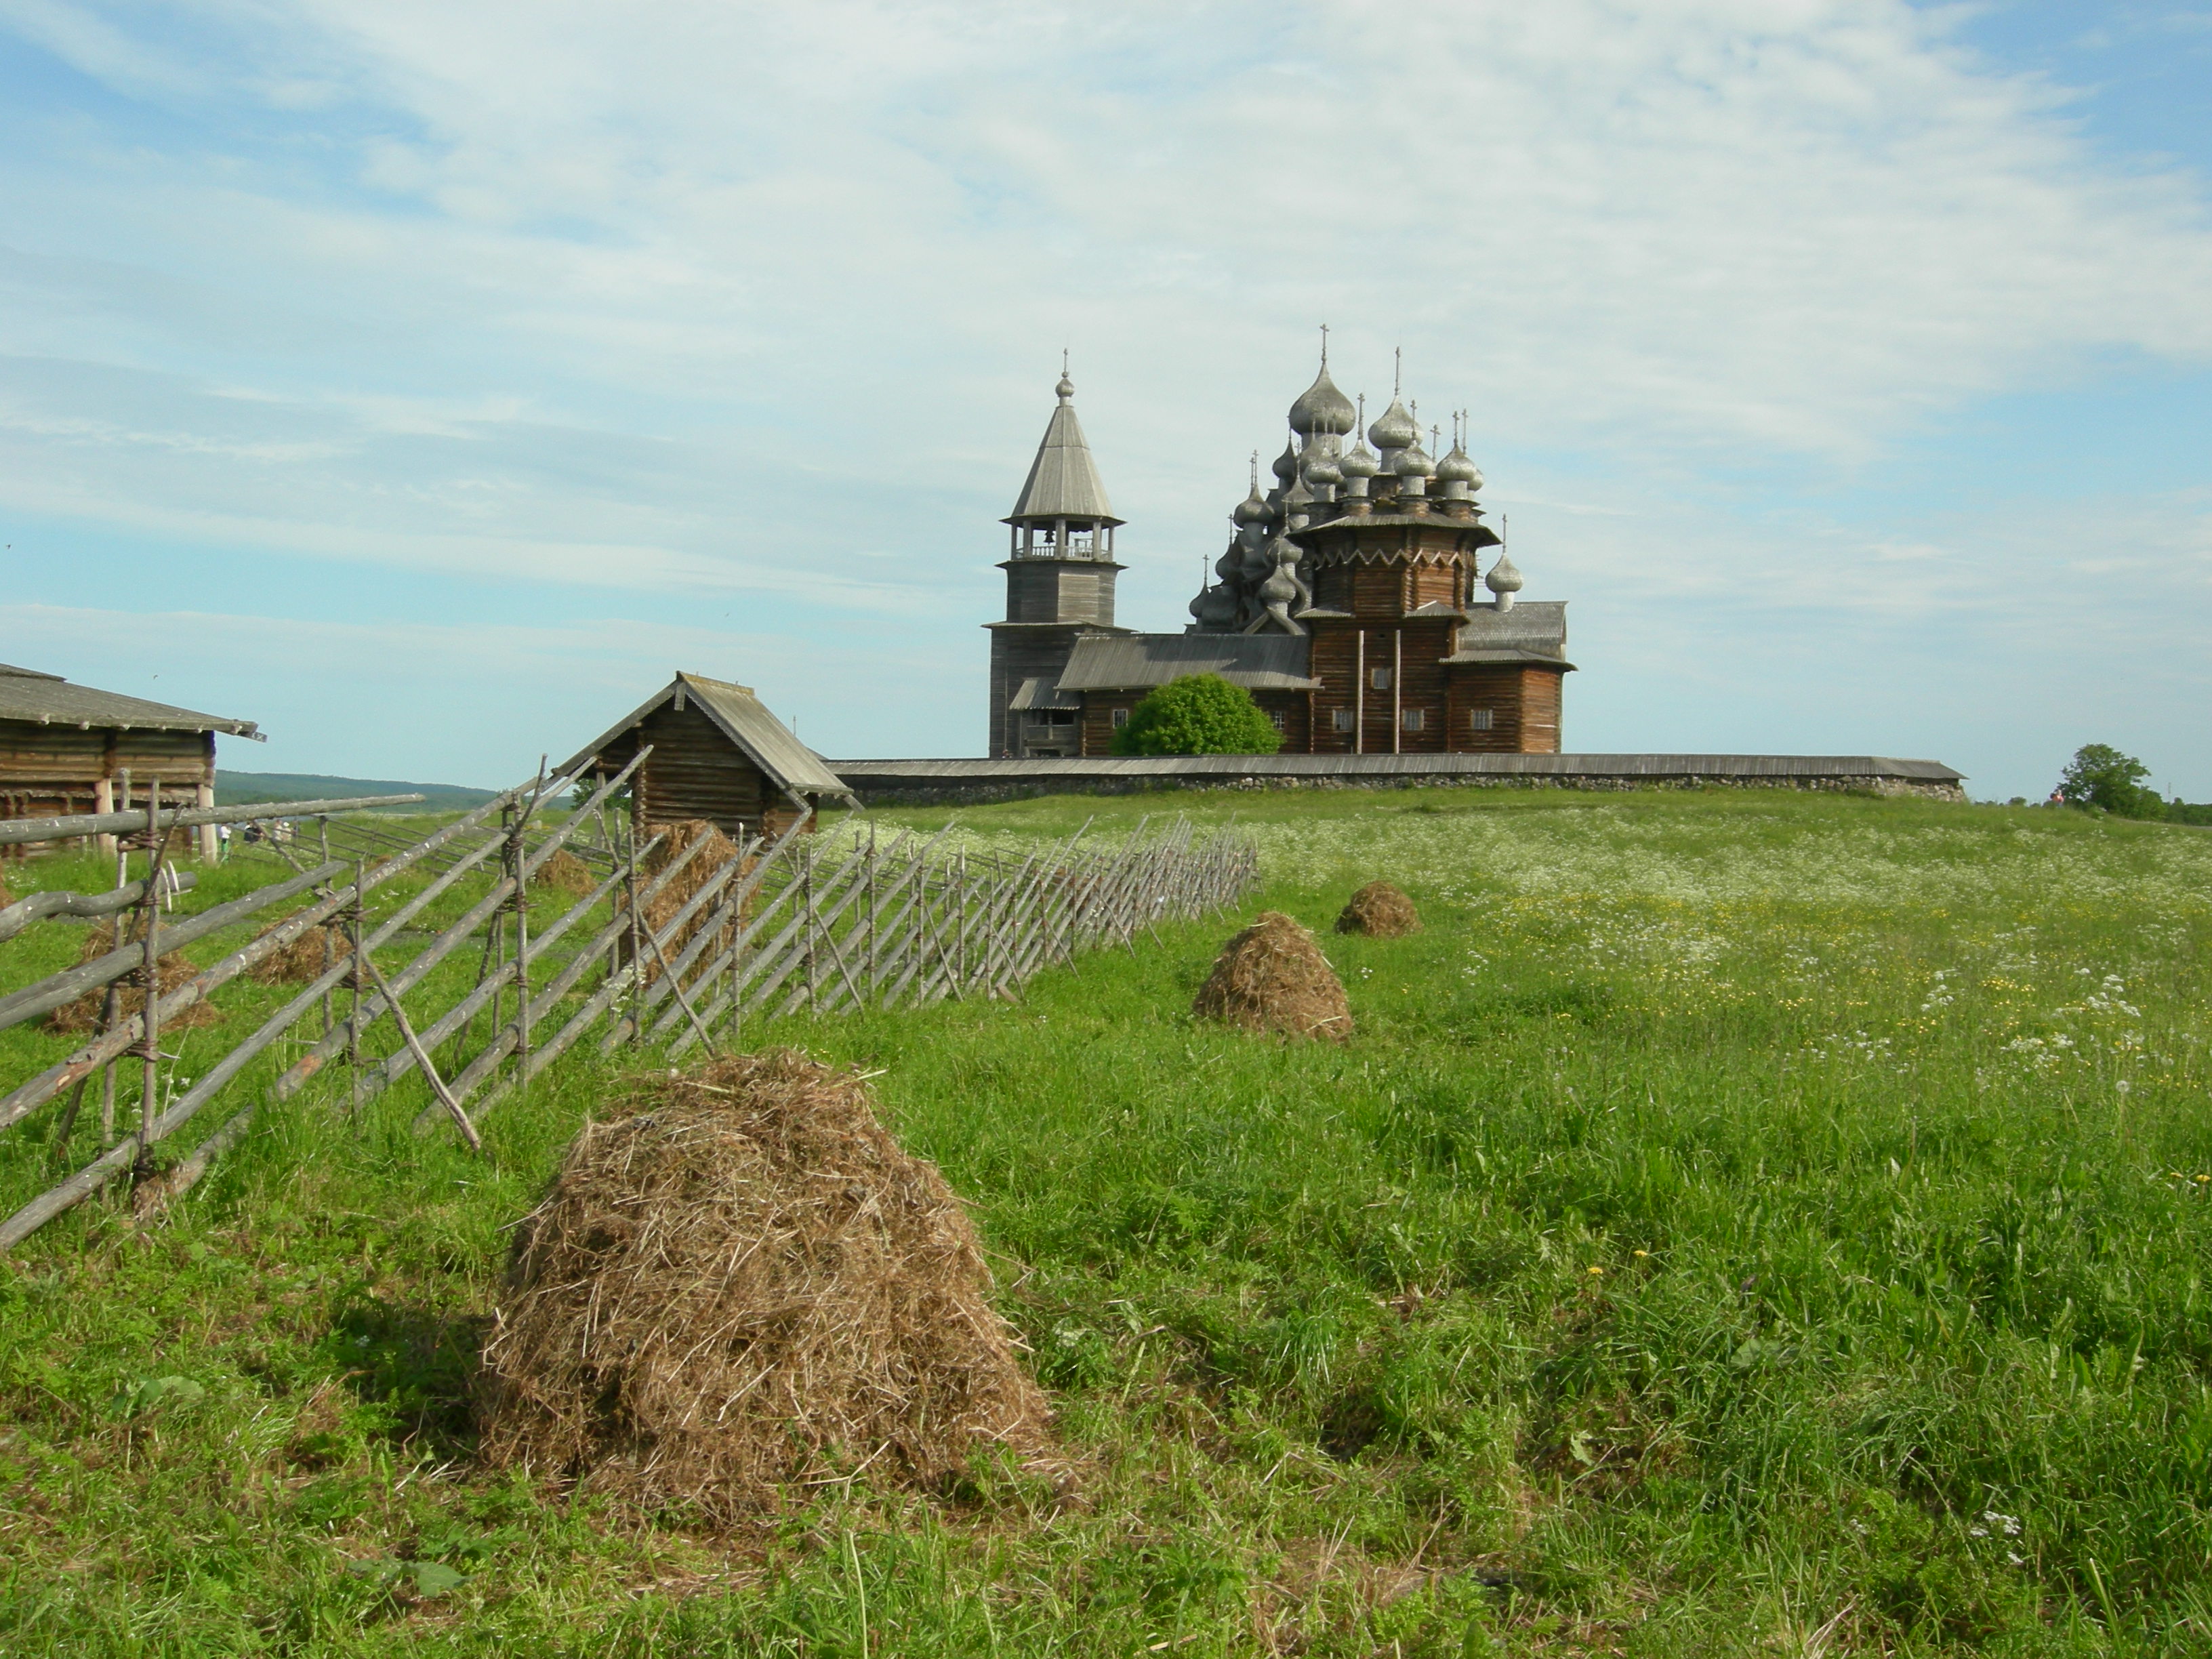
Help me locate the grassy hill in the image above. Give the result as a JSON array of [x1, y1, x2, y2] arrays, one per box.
[[215, 770, 499, 813], [3, 788, 2210, 1654]]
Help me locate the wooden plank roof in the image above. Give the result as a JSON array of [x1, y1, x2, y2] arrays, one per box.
[[560, 672, 853, 801], [1058, 633, 1321, 692], [0, 663, 260, 738]]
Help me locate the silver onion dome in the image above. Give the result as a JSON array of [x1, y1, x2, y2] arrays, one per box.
[[1368, 396, 1419, 453], [1300, 445, 1343, 488], [1271, 441, 1300, 485], [1337, 437, 1380, 480], [1394, 439, 1435, 478], [1055, 371, 1074, 401], [1435, 443, 1482, 489], [1287, 364, 1357, 437], [1232, 485, 1273, 527], [1486, 551, 1523, 595]]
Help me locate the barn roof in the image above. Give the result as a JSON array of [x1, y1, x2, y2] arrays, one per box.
[[1057, 632, 1320, 692], [560, 672, 853, 802], [0, 663, 262, 738]]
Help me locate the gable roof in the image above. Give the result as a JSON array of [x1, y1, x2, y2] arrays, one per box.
[[0, 665, 261, 738], [560, 672, 854, 802], [1005, 396, 1121, 526], [1057, 632, 1319, 692]]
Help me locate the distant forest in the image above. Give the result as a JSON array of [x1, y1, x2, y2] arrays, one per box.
[[214, 771, 499, 813]]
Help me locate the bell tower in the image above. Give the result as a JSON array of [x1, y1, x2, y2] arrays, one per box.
[[985, 367, 1130, 757]]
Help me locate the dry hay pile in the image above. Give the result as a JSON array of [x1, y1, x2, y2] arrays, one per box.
[[47, 919, 225, 1035], [1192, 911, 1353, 1042], [1335, 880, 1422, 938], [618, 819, 751, 992], [533, 848, 596, 899], [476, 1048, 1052, 1523], [245, 922, 351, 985]]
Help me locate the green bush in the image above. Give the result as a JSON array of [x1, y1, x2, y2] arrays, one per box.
[[2056, 743, 2165, 819], [1110, 673, 1284, 756]]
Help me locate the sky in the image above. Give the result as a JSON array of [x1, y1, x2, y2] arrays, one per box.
[[1, 1, 2208, 801]]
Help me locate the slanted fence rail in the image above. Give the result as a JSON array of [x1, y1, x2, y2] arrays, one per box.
[[0, 766, 1258, 1252]]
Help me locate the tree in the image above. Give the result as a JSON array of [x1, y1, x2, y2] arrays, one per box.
[[2056, 744, 2164, 819], [1111, 674, 1284, 756]]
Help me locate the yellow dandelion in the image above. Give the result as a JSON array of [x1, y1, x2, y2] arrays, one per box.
[[1587, 1265, 1605, 1276], [1633, 1249, 1650, 1258]]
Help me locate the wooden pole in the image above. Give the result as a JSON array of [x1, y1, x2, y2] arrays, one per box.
[[348, 859, 364, 1121], [353, 948, 482, 1153], [131, 780, 167, 1174], [625, 827, 643, 1045]]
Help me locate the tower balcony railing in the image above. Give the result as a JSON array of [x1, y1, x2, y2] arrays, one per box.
[[1009, 541, 1110, 561]]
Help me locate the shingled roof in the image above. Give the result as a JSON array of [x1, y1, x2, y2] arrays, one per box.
[[0, 663, 261, 738], [559, 672, 853, 802], [1004, 377, 1121, 527], [1057, 632, 1320, 692]]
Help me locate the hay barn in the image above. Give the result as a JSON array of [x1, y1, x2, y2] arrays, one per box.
[[0, 663, 260, 860], [562, 672, 854, 840]]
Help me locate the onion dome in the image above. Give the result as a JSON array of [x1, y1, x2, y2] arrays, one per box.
[[1055, 371, 1074, 401], [1271, 441, 1300, 486], [1394, 439, 1435, 478], [1232, 484, 1272, 527], [1435, 443, 1483, 490], [1368, 396, 1419, 453], [1337, 437, 1380, 480], [1300, 445, 1343, 489], [1485, 551, 1523, 596], [1287, 364, 1356, 438]]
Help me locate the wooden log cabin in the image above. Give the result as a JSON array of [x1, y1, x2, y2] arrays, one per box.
[[0, 663, 261, 859], [985, 358, 1572, 758], [561, 672, 855, 839]]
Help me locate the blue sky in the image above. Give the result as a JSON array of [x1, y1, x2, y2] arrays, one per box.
[[1, 1, 2207, 800]]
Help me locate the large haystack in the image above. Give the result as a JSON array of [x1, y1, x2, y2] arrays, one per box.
[[245, 922, 350, 985], [1335, 880, 1422, 939], [47, 920, 224, 1034], [621, 819, 742, 991], [476, 1048, 1052, 1524], [1192, 911, 1353, 1042]]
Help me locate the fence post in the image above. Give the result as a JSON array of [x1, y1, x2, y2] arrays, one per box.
[[130, 779, 168, 1175], [625, 827, 643, 1045]]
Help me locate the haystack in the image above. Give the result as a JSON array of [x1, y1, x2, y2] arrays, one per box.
[[476, 1048, 1052, 1524], [533, 848, 596, 899], [620, 819, 742, 991], [1335, 880, 1422, 938], [47, 920, 224, 1034], [1192, 911, 1353, 1041], [245, 922, 351, 985]]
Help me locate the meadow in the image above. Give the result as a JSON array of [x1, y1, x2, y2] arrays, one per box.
[[1, 787, 2209, 1656]]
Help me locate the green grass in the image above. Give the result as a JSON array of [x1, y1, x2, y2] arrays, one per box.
[[3, 788, 2211, 1654]]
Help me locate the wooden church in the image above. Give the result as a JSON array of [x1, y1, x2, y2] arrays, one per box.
[[985, 359, 1572, 758]]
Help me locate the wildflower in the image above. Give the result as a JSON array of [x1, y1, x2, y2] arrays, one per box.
[[1633, 1249, 1650, 1258], [1587, 1265, 1605, 1277]]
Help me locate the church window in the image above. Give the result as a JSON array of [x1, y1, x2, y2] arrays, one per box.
[[1331, 708, 1355, 733], [1267, 708, 1286, 731], [1401, 709, 1425, 732], [1370, 667, 1393, 691], [1467, 708, 1494, 731], [1111, 707, 1130, 729]]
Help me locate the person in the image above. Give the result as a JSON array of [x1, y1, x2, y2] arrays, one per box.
[[217, 822, 232, 862]]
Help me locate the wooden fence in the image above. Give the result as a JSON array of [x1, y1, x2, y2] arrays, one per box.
[[0, 761, 1258, 1251]]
